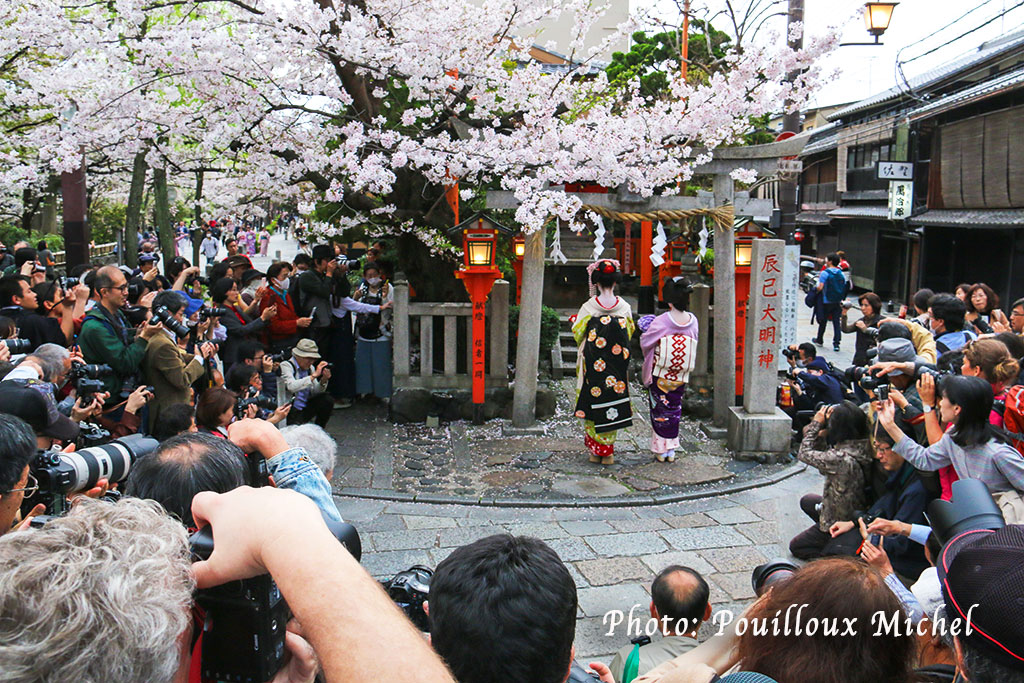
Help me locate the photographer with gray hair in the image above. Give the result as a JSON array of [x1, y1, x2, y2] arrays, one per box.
[[280, 423, 338, 480], [0, 490, 456, 682], [1, 343, 104, 428], [0, 497, 196, 682]]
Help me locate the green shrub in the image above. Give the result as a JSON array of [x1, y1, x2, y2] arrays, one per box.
[[508, 304, 561, 358]]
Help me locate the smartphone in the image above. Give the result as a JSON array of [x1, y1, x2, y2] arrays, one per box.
[[309, 306, 318, 318]]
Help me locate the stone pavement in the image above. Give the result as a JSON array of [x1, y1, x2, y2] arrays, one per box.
[[326, 378, 801, 505], [334, 465, 825, 665]]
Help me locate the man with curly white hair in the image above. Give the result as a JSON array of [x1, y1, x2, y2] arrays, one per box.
[[0, 497, 195, 682], [0, 489, 456, 683], [280, 422, 338, 479]]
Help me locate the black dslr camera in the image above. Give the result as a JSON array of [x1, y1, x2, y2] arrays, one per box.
[[198, 305, 228, 321], [150, 305, 191, 337], [3, 338, 33, 354], [335, 257, 361, 269], [844, 365, 890, 400], [267, 350, 289, 363], [69, 361, 113, 405], [235, 395, 277, 419], [381, 565, 432, 632], [781, 347, 798, 360], [23, 434, 158, 517], [188, 515, 362, 683]]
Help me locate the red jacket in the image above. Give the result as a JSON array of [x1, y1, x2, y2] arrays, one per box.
[[261, 286, 300, 343]]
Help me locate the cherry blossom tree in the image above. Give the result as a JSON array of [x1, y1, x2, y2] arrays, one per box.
[[1, 0, 838, 266]]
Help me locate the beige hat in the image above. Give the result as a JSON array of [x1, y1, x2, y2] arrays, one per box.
[[292, 338, 321, 359]]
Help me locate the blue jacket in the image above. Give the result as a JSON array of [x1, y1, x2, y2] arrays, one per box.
[[266, 447, 342, 522], [868, 462, 931, 579]]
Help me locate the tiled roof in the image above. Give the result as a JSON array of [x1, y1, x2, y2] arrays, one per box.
[[907, 209, 1024, 227], [796, 211, 832, 224], [827, 205, 891, 219], [908, 64, 1024, 120], [827, 29, 1024, 122], [799, 123, 839, 156]]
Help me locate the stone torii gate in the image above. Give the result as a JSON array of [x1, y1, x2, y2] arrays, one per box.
[[487, 135, 808, 431], [487, 178, 772, 429]]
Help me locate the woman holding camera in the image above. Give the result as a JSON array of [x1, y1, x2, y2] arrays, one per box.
[[210, 277, 276, 369], [328, 262, 386, 408], [961, 338, 1020, 427], [352, 263, 393, 402], [840, 291, 882, 366], [260, 262, 313, 354], [195, 386, 266, 437], [789, 401, 874, 560], [878, 375, 1024, 503], [224, 364, 292, 424], [965, 282, 1009, 335]]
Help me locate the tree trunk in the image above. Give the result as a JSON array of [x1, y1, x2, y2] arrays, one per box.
[[20, 188, 35, 235], [192, 170, 204, 265], [512, 228, 547, 426], [124, 150, 148, 268], [153, 166, 175, 264], [39, 175, 61, 236]]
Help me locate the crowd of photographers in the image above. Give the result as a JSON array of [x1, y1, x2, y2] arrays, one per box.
[[1, 225, 1023, 683]]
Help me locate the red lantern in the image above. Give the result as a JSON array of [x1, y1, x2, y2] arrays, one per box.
[[793, 229, 805, 243]]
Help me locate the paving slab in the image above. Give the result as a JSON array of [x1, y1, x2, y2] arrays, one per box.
[[584, 532, 669, 558], [660, 526, 751, 551], [574, 557, 651, 586], [705, 506, 761, 525], [559, 521, 617, 536], [638, 550, 715, 576], [577, 584, 652, 619], [551, 476, 632, 498], [697, 546, 770, 573]]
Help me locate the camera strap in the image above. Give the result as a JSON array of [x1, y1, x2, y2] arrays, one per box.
[[622, 644, 641, 683]]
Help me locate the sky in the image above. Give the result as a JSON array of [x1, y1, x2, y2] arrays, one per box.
[[633, 0, 1024, 109]]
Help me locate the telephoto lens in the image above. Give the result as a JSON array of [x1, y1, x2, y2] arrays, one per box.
[[150, 305, 191, 338], [926, 479, 1005, 545], [26, 434, 159, 516], [3, 338, 33, 354], [751, 558, 798, 597]]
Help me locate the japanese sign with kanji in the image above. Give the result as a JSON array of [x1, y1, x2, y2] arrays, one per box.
[[887, 180, 914, 220], [742, 239, 785, 414], [778, 246, 800, 370]]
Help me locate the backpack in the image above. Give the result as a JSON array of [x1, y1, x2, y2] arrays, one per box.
[[999, 385, 1024, 456], [823, 267, 846, 303]]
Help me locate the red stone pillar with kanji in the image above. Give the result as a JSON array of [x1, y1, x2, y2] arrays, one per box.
[[742, 240, 785, 414]]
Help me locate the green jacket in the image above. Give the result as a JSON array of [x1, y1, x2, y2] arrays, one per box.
[[78, 305, 149, 398]]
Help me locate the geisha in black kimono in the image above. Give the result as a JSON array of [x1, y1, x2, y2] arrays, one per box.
[[572, 260, 635, 465]]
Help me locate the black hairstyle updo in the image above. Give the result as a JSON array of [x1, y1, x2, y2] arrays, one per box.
[[664, 276, 693, 311], [591, 260, 621, 289]]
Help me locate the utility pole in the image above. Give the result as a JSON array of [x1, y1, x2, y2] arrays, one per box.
[[777, 0, 804, 243], [680, 0, 690, 80]]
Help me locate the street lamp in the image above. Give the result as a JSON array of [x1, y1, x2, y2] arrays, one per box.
[[842, 1, 898, 45], [448, 213, 512, 423], [864, 2, 898, 38]]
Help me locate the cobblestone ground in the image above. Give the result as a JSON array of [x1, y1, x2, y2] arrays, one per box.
[[334, 466, 824, 665], [327, 380, 797, 503]]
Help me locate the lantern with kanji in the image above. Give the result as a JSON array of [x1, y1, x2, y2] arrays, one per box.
[[448, 214, 512, 423]]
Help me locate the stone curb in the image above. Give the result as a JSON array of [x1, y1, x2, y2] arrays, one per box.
[[334, 463, 807, 508]]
